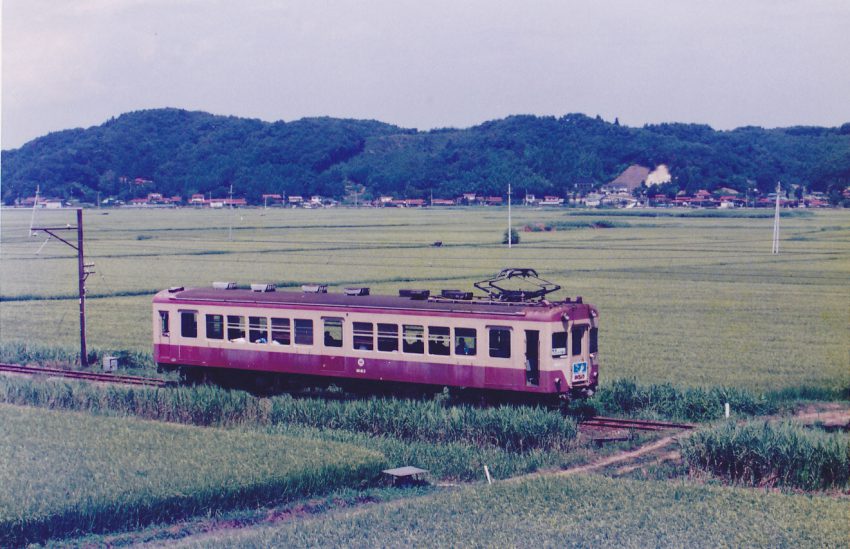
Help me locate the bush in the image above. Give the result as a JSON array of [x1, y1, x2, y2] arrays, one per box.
[[681, 421, 850, 490], [502, 228, 520, 244]]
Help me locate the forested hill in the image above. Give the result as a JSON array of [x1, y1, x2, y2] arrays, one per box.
[[2, 108, 849, 204]]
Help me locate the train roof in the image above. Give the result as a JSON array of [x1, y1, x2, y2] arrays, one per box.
[[154, 287, 596, 322]]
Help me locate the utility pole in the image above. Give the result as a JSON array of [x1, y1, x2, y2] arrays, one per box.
[[29, 185, 40, 236], [31, 209, 93, 366], [772, 181, 781, 254], [507, 183, 512, 249], [228, 184, 234, 242]]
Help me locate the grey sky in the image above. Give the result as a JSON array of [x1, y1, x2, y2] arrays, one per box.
[[3, 0, 849, 149]]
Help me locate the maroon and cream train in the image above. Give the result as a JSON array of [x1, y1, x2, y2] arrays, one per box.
[[153, 279, 599, 400]]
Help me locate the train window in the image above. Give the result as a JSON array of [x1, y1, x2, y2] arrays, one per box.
[[294, 319, 313, 345], [571, 326, 585, 356], [249, 316, 268, 343], [454, 328, 477, 356], [353, 322, 374, 350], [378, 323, 399, 352], [489, 328, 511, 358], [551, 331, 567, 357], [180, 311, 198, 338], [206, 314, 224, 340], [428, 326, 451, 356], [159, 311, 169, 336], [590, 327, 599, 354], [324, 318, 343, 348], [402, 325, 424, 354], [271, 318, 290, 345], [227, 315, 246, 342]]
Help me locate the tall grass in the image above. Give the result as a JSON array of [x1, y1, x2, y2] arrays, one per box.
[[0, 342, 154, 371], [0, 376, 577, 451], [681, 421, 850, 490], [588, 378, 777, 421]]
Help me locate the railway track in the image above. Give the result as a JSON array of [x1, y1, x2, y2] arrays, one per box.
[[579, 416, 694, 432], [0, 363, 170, 388]]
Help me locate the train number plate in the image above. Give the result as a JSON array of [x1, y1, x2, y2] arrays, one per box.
[[572, 362, 588, 382]]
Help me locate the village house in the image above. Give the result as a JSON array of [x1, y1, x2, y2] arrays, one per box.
[[539, 196, 564, 206], [431, 198, 455, 206]]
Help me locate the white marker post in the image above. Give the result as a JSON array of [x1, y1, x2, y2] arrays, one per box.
[[725, 402, 730, 419], [484, 465, 493, 485]]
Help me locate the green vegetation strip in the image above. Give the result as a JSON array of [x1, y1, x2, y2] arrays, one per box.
[[0, 403, 385, 546], [681, 421, 850, 490], [565, 209, 813, 218], [182, 475, 850, 548], [587, 378, 778, 422], [0, 377, 576, 451]]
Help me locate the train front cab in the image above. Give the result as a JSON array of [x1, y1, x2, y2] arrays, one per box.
[[547, 312, 599, 399]]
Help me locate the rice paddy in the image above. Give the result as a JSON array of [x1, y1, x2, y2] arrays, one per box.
[[0, 403, 385, 546], [1, 207, 848, 391], [1, 206, 848, 545], [174, 474, 850, 548]]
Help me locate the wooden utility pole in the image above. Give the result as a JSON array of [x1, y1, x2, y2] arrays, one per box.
[[32, 209, 93, 366]]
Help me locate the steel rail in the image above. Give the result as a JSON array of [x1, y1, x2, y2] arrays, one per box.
[[0, 363, 170, 388], [579, 416, 695, 431]]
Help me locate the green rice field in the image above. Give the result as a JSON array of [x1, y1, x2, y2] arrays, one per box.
[[0, 403, 385, 546], [177, 474, 850, 548], [1, 207, 848, 391]]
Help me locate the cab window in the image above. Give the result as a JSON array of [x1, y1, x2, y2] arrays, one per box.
[[571, 326, 585, 356], [589, 328, 599, 354], [551, 331, 567, 357]]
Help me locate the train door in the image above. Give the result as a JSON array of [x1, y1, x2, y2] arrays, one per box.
[[157, 310, 172, 361], [525, 330, 540, 386]]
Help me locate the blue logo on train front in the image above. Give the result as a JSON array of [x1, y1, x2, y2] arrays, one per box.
[[572, 361, 588, 381]]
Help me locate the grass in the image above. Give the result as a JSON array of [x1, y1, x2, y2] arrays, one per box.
[[176, 474, 850, 548], [0, 376, 577, 452], [681, 420, 850, 490], [1, 207, 847, 392], [0, 403, 385, 547]]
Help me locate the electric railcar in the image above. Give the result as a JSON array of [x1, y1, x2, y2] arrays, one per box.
[[153, 269, 599, 401]]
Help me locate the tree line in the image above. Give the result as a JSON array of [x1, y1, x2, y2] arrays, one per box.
[[2, 108, 849, 205]]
